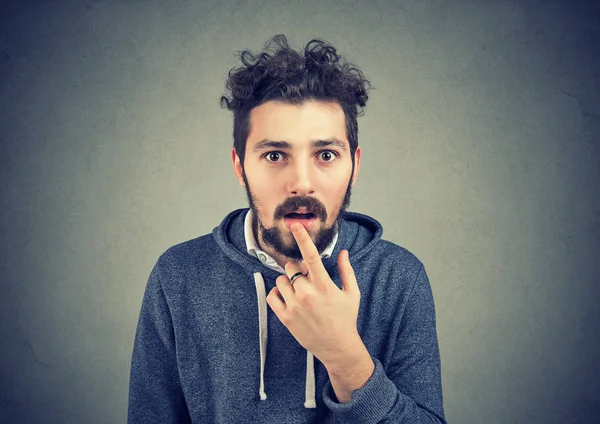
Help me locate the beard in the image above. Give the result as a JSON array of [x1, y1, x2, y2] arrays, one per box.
[[241, 166, 353, 261]]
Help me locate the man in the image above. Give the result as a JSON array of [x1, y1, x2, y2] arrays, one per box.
[[128, 34, 446, 423]]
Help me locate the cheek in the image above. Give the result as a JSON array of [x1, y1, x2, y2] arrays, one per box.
[[322, 180, 349, 211], [323, 174, 349, 194], [247, 166, 277, 190], [250, 179, 281, 214], [250, 166, 281, 188]]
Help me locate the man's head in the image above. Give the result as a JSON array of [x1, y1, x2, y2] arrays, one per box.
[[220, 35, 371, 261]]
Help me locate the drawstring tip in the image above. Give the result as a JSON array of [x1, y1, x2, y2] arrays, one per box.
[[259, 392, 267, 401], [304, 400, 316, 408]]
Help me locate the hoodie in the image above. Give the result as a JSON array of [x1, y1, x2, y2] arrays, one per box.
[[128, 208, 446, 423]]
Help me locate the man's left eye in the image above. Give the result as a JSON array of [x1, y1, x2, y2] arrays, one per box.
[[319, 151, 338, 161]]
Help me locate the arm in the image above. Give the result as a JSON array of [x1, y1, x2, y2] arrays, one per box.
[[323, 264, 446, 424], [127, 261, 192, 424]]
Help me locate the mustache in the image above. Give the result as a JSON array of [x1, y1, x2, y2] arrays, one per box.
[[276, 197, 327, 220]]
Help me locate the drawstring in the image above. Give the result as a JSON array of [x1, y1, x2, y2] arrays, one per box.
[[253, 272, 316, 408], [254, 273, 268, 401], [304, 350, 316, 408]]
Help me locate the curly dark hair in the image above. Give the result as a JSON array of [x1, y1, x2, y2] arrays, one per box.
[[220, 34, 372, 167]]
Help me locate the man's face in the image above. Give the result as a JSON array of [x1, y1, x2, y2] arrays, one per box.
[[232, 100, 361, 261]]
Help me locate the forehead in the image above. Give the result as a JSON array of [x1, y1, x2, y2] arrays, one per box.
[[247, 100, 347, 147]]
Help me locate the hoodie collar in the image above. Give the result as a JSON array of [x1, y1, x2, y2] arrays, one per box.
[[213, 208, 383, 282]]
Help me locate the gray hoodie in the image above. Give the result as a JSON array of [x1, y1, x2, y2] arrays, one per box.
[[128, 208, 446, 423]]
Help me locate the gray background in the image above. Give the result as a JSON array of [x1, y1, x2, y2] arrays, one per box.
[[1, 0, 599, 423]]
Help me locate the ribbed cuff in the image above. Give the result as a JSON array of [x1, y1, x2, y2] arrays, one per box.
[[322, 357, 398, 423]]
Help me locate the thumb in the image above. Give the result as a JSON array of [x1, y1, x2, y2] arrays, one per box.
[[338, 250, 358, 294]]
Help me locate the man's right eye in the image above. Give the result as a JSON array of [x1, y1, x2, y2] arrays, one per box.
[[264, 152, 285, 162]]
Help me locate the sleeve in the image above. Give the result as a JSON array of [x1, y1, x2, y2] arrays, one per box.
[[127, 260, 192, 424], [322, 264, 447, 423]]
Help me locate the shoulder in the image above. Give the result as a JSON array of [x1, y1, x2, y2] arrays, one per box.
[[149, 233, 218, 288], [372, 238, 424, 275], [356, 238, 428, 298]]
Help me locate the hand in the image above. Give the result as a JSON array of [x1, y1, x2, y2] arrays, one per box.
[[266, 222, 363, 368]]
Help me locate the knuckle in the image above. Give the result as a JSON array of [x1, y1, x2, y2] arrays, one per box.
[[284, 262, 294, 273], [285, 303, 297, 316], [266, 290, 279, 303], [280, 314, 292, 326], [298, 290, 314, 305]]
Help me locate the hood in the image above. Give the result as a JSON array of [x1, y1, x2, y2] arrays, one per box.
[[212, 208, 383, 408]]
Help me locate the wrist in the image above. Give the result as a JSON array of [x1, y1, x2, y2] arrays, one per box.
[[325, 342, 373, 378], [324, 343, 375, 403]]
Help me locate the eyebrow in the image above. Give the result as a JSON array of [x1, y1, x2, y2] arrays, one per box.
[[252, 137, 348, 153]]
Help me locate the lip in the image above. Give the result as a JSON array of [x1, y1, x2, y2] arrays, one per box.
[[283, 215, 318, 231], [289, 207, 311, 214]]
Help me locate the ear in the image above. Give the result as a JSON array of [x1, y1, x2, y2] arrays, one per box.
[[351, 146, 361, 187], [231, 148, 246, 187]]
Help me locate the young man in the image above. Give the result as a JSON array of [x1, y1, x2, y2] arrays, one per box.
[[128, 34, 446, 423]]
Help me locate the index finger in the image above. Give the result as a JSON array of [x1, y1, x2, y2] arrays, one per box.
[[290, 222, 328, 282]]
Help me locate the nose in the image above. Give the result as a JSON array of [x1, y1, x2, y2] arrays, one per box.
[[287, 156, 315, 196]]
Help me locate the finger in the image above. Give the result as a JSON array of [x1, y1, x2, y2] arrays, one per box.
[[285, 260, 310, 287], [290, 222, 328, 284], [338, 250, 359, 295], [275, 274, 295, 302], [266, 286, 287, 316], [298, 261, 309, 277]]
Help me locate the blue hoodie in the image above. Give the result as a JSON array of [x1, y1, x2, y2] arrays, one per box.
[[128, 208, 446, 423]]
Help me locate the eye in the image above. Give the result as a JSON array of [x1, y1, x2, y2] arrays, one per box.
[[262, 150, 339, 164], [263, 151, 286, 163], [318, 150, 339, 162]]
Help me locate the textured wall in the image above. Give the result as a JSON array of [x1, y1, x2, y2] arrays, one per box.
[[1, 1, 598, 423]]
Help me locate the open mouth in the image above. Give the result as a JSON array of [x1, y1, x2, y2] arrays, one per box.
[[284, 212, 317, 219], [283, 212, 318, 230]]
